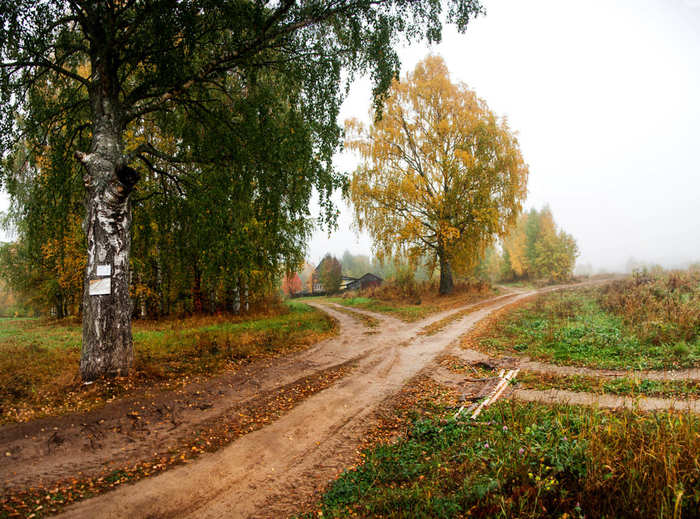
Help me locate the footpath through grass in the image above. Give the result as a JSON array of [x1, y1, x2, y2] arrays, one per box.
[[0, 301, 336, 423], [517, 371, 700, 399], [475, 273, 700, 370], [309, 398, 700, 519], [441, 354, 700, 400]]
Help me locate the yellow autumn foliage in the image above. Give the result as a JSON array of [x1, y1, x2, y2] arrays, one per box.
[[40, 214, 86, 313], [347, 55, 528, 289], [500, 207, 579, 282]]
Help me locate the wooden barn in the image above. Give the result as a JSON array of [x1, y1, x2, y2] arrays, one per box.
[[345, 273, 383, 291]]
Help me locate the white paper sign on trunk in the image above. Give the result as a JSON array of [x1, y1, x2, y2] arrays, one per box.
[[89, 277, 111, 296]]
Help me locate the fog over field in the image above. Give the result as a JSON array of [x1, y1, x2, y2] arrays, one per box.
[[309, 0, 700, 272]]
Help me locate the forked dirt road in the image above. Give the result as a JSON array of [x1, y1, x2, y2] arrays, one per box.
[[7, 280, 692, 518], [47, 289, 539, 518]]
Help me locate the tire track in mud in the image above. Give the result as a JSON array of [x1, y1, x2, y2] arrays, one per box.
[[0, 305, 380, 494], [517, 361, 700, 381], [55, 291, 532, 518]]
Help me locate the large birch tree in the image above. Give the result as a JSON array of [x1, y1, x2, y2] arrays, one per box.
[[0, 1, 483, 380], [347, 56, 528, 294]]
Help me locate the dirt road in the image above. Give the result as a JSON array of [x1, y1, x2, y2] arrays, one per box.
[[5, 281, 695, 518], [45, 290, 535, 518]]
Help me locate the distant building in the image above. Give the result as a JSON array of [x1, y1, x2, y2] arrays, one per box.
[[309, 256, 383, 295], [339, 276, 358, 291], [345, 273, 383, 291], [312, 255, 341, 293]]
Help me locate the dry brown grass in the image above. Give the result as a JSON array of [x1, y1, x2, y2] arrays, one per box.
[[361, 278, 492, 305], [600, 269, 700, 347]]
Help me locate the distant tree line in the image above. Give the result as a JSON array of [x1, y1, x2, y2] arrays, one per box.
[[278, 206, 578, 300], [476, 206, 579, 283], [339, 205, 579, 289]]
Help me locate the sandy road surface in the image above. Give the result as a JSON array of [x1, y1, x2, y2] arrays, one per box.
[[1, 301, 371, 492], [511, 388, 700, 412], [12, 278, 693, 518], [54, 290, 536, 518]]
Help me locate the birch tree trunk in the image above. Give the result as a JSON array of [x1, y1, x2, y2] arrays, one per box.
[[78, 101, 139, 380]]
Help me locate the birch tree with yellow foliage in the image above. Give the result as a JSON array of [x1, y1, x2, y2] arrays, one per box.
[[347, 56, 528, 294]]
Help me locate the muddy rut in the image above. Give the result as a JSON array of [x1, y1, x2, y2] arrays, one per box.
[[48, 291, 537, 518], [4, 281, 697, 518], [511, 388, 700, 412], [0, 304, 373, 493]]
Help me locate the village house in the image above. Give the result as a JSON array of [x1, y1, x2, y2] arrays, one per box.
[[310, 256, 383, 294]]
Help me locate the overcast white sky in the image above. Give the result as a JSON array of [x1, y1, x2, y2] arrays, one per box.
[[1, 0, 698, 272], [308, 0, 700, 272]]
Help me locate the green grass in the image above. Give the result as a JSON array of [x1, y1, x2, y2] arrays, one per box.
[[0, 301, 336, 422], [0, 318, 80, 349], [479, 289, 700, 369], [132, 300, 332, 361], [309, 401, 699, 519], [322, 296, 437, 322]]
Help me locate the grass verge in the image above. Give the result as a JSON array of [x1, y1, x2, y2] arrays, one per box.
[[0, 301, 336, 423], [318, 282, 498, 323], [307, 395, 699, 519], [473, 288, 699, 370]]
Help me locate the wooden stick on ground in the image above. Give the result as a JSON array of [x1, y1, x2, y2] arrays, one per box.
[[454, 369, 519, 420], [470, 369, 519, 420]]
